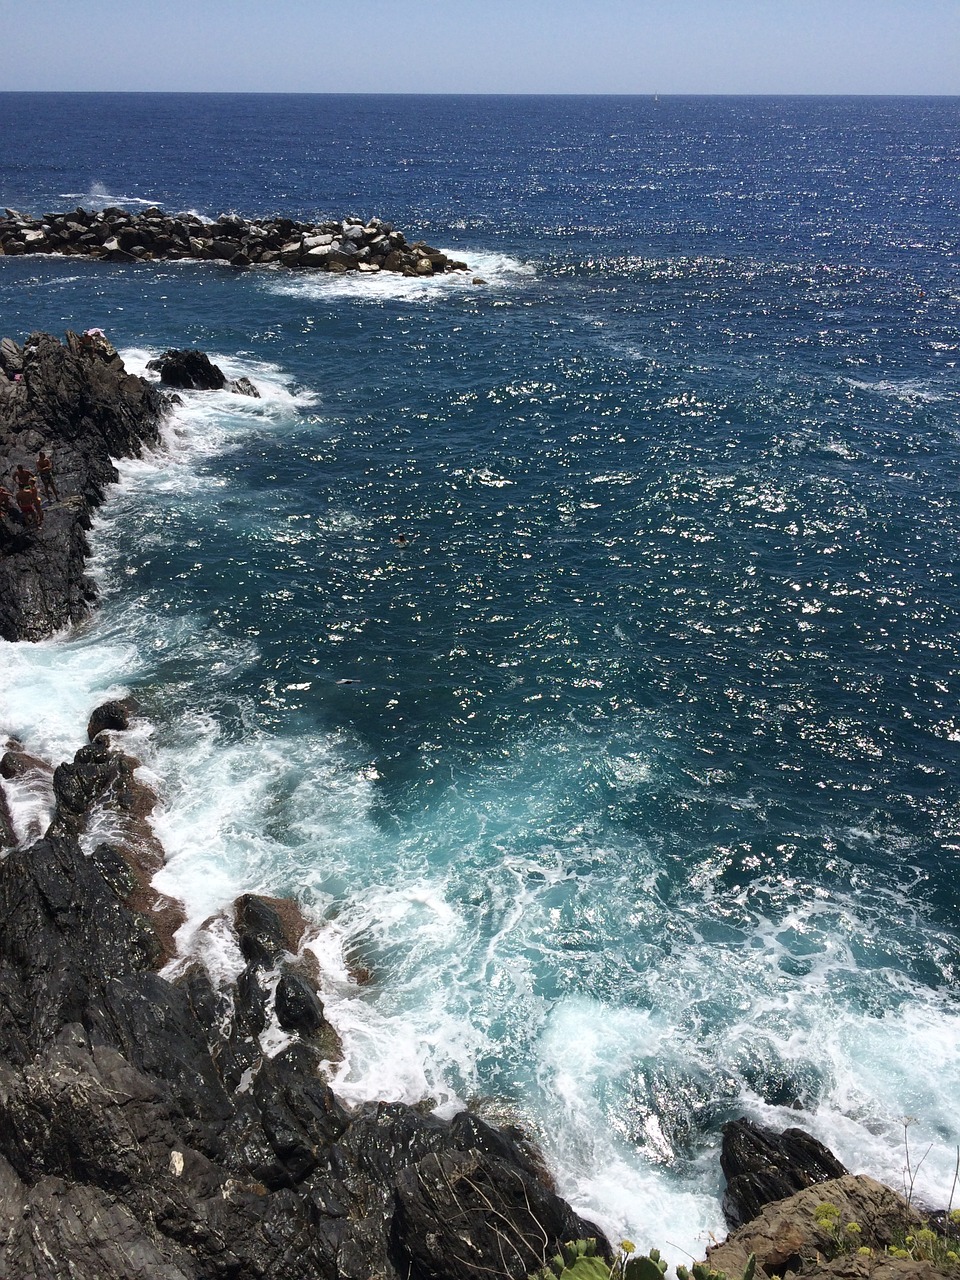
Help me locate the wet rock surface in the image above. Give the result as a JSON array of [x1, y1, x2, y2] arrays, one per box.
[[1, 206, 471, 277], [0, 330, 165, 642], [721, 1116, 850, 1228], [0, 730, 600, 1279], [147, 348, 231, 390]]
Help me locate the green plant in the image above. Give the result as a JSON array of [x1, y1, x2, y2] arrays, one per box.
[[530, 1238, 611, 1280], [676, 1256, 755, 1280], [530, 1243, 755, 1280], [813, 1194, 960, 1271], [884, 1226, 960, 1271], [812, 1202, 867, 1256]]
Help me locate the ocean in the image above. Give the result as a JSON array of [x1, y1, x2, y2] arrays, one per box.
[[1, 92, 959, 1257]]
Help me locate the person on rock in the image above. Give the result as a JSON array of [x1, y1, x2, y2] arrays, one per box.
[[0, 484, 13, 518], [36, 450, 60, 501], [14, 462, 34, 489], [16, 478, 43, 528]]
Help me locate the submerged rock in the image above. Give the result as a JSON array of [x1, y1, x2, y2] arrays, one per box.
[[87, 697, 137, 741]]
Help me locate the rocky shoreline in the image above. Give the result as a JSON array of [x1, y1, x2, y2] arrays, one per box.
[[0, 333, 954, 1279], [0, 329, 166, 642], [0, 206, 472, 276]]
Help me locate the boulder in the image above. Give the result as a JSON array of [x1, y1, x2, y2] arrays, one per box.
[[1, 748, 49, 780], [208, 237, 241, 260], [707, 1175, 924, 1280], [303, 245, 333, 266], [0, 337, 23, 376], [721, 1118, 849, 1227], [145, 349, 227, 391], [234, 893, 289, 967], [326, 250, 359, 272], [230, 376, 260, 398], [87, 698, 136, 741], [275, 970, 326, 1035]]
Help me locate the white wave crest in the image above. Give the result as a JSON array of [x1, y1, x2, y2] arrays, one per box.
[[263, 248, 533, 304]]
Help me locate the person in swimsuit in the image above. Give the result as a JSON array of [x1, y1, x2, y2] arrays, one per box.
[[36, 450, 60, 501], [17, 479, 43, 527]]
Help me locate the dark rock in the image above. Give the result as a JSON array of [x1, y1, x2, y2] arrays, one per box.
[[0, 784, 14, 848], [0, 755, 597, 1279], [87, 697, 136, 740], [390, 1143, 604, 1280], [230, 375, 260, 398], [275, 970, 326, 1035], [234, 893, 288, 967], [720, 1117, 849, 1228], [0, 204, 473, 278], [145, 349, 227, 391], [0, 331, 165, 642], [0, 337, 23, 375], [326, 250, 359, 272], [0, 746, 52, 780], [50, 736, 128, 835]]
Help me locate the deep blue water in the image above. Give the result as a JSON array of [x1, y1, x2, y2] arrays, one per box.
[[1, 93, 960, 1252]]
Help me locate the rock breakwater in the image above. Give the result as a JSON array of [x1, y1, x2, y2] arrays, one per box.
[[0, 206, 471, 276]]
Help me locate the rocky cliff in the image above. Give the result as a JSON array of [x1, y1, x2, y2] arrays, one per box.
[[0, 330, 165, 641], [0, 724, 598, 1279]]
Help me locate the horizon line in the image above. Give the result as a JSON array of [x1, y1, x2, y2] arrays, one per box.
[[2, 89, 958, 98]]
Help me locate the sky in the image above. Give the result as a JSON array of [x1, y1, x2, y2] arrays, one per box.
[[2, 0, 958, 94]]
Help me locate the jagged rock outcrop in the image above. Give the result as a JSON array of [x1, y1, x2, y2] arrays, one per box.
[[0, 734, 599, 1279], [707, 1174, 934, 1280], [0, 206, 471, 276], [145, 349, 261, 397], [87, 696, 137, 740], [0, 330, 165, 641], [147, 348, 229, 391], [721, 1117, 849, 1227]]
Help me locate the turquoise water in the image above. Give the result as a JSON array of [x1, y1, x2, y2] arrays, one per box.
[[1, 93, 959, 1254]]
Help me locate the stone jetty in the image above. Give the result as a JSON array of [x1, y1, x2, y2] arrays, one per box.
[[0, 206, 471, 276]]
